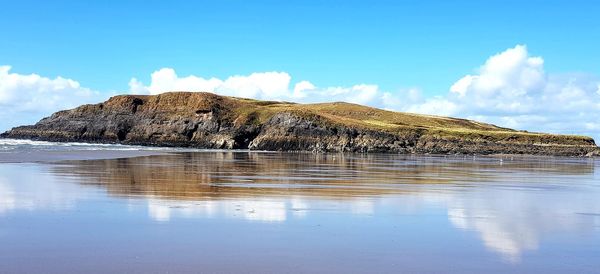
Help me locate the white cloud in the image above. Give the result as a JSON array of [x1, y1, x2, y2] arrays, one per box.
[[2, 44, 600, 141], [0, 66, 106, 130], [127, 50, 600, 141], [129, 68, 391, 107], [449, 75, 474, 97], [406, 96, 459, 117], [444, 45, 546, 115], [408, 45, 600, 140], [129, 68, 292, 100], [292, 80, 315, 98]]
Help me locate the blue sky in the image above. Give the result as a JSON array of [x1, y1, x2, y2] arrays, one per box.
[[1, 0, 600, 139], [1, 0, 598, 93]]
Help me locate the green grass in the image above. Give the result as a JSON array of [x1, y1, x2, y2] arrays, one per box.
[[225, 96, 594, 145], [117, 92, 595, 146]]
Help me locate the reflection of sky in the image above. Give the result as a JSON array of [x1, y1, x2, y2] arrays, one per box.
[[0, 164, 89, 214], [146, 199, 287, 222], [137, 187, 600, 262], [0, 182, 16, 214], [2, 159, 600, 265], [137, 183, 600, 263], [444, 186, 600, 262], [144, 197, 375, 223]]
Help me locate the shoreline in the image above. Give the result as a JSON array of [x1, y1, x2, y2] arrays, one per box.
[[0, 137, 597, 164], [0, 149, 172, 163]]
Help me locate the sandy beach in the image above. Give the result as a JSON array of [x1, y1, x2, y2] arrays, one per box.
[[1, 141, 599, 273]]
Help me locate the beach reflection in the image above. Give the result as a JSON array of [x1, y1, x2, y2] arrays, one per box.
[[52, 152, 596, 200], [0, 164, 89, 214], [2, 152, 599, 267], [46, 152, 600, 262], [145, 198, 289, 222], [445, 186, 600, 262]]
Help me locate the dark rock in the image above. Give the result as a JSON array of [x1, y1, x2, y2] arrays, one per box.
[[2, 92, 598, 156]]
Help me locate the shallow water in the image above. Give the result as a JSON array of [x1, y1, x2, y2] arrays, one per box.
[[1, 146, 599, 273]]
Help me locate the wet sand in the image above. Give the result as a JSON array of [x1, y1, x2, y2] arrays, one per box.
[[1, 151, 599, 273], [0, 149, 171, 163]]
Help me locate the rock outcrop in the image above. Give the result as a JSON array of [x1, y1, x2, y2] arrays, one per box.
[[2, 92, 598, 156]]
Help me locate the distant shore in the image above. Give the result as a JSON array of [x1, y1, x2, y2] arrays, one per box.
[[0, 138, 597, 164], [3, 92, 598, 157]]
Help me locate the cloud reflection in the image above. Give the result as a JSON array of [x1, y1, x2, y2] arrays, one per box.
[[445, 183, 600, 262], [0, 165, 87, 214], [5, 152, 599, 263], [146, 198, 288, 222]]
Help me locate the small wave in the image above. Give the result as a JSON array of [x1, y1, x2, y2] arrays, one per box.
[[0, 138, 232, 153], [0, 138, 140, 147], [0, 139, 57, 146], [0, 138, 155, 151]]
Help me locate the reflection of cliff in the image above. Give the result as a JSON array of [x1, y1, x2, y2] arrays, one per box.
[[50, 152, 595, 201], [50, 152, 442, 200], [47, 152, 599, 261]]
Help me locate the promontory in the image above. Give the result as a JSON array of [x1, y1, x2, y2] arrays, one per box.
[[2, 92, 598, 156]]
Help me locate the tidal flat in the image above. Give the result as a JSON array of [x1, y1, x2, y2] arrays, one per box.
[[0, 141, 599, 273]]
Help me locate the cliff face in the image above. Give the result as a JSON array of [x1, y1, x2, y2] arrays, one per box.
[[1, 92, 598, 156]]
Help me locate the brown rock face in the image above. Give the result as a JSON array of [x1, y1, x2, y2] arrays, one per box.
[[1, 92, 598, 156]]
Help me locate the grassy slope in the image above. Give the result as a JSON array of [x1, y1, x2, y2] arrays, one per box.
[[95, 92, 592, 147], [224, 95, 593, 145]]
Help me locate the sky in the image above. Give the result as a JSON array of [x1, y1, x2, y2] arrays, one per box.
[[1, 0, 600, 140]]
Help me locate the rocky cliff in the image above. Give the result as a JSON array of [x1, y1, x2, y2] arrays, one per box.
[[2, 92, 598, 156]]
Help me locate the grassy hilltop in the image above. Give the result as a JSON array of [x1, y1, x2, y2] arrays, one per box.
[[2, 92, 597, 156]]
